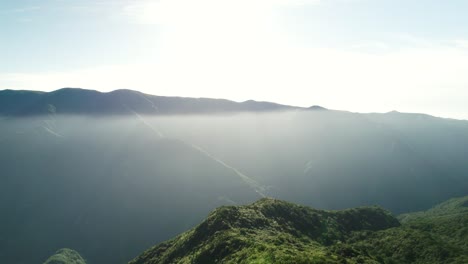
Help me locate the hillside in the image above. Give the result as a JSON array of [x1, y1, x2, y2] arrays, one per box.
[[43, 249, 86, 264], [129, 198, 400, 264], [130, 196, 468, 264], [348, 195, 468, 263], [0, 116, 262, 264], [149, 110, 468, 214], [398, 195, 468, 223]]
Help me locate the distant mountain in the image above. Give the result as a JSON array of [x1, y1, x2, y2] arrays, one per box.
[[129, 196, 468, 264], [0, 88, 305, 116], [147, 110, 468, 214]]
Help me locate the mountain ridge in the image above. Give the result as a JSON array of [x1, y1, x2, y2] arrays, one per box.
[[129, 198, 400, 264], [2, 87, 465, 121], [129, 196, 468, 264], [0, 88, 312, 116], [40, 196, 468, 263]]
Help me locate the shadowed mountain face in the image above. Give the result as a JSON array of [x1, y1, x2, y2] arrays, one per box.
[[1, 88, 467, 263], [0, 116, 262, 264], [147, 110, 468, 214], [0, 88, 300, 116], [130, 196, 468, 264]]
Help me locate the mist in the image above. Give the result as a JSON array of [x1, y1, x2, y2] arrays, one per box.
[[1, 110, 467, 263]]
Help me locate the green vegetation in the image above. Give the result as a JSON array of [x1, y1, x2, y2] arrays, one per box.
[[129, 198, 399, 264], [43, 249, 86, 264], [347, 196, 468, 263], [130, 196, 468, 264]]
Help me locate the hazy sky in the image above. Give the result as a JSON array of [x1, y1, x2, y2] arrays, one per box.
[[1, 0, 468, 119]]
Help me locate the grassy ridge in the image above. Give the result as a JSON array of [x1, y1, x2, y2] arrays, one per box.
[[129, 196, 468, 264], [43, 249, 86, 264], [129, 198, 399, 264], [43, 196, 467, 263]]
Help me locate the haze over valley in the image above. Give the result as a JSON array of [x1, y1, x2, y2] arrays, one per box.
[[0, 88, 467, 263]]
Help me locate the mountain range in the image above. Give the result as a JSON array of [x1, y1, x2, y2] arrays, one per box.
[[1, 88, 467, 263], [0, 88, 307, 116]]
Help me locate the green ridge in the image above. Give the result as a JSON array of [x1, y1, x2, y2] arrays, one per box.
[[129, 198, 399, 264], [43, 248, 86, 264], [129, 196, 468, 264]]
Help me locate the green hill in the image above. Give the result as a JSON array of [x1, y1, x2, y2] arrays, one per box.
[[43, 249, 86, 264], [398, 195, 468, 223], [129, 198, 399, 264], [130, 196, 468, 264], [344, 196, 468, 263]]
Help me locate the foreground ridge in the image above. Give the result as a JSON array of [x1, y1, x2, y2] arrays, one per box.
[[129, 198, 399, 264], [129, 196, 468, 264], [43, 248, 86, 264]]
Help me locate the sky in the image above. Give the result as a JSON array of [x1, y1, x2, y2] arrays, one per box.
[[1, 0, 468, 119]]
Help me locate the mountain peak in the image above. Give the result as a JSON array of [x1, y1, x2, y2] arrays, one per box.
[[309, 105, 327, 110], [43, 248, 86, 264]]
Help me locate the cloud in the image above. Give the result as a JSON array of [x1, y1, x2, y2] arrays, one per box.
[[122, 0, 321, 25]]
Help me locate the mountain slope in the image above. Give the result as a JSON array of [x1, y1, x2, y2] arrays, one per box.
[[0, 116, 262, 264], [129, 198, 399, 264], [398, 195, 468, 223], [129, 196, 468, 264], [43, 249, 86, 264], [348, 195, 468, 263], [148, 110, 468, 213]]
